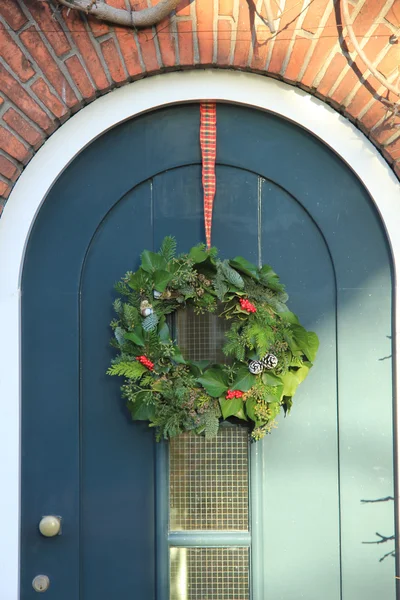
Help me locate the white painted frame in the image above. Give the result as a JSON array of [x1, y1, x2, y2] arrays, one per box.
[[0, 69, 399, 598]]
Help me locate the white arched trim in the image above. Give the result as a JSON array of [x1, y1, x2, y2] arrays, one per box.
[[0, 70, 399, 598]]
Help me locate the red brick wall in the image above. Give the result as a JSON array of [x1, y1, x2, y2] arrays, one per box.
[[0, 0, 399, 212]]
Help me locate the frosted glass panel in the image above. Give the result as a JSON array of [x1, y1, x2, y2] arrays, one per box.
[[170, 547, 249, 600], [169, 427, 249, 531]]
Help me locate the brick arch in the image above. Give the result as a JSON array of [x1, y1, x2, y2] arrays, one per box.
[[0, 0, 399, 211]]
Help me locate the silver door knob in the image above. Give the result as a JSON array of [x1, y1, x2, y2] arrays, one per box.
[[38, 515, 61, 537]]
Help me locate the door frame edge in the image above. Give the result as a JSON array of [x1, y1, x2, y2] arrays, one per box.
[[0, 69, 399, 599]]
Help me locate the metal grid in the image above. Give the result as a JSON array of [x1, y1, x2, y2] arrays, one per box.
[[170, 547, 249, 600], [176, 306, 231, 363], [169, 427, 249, 531]]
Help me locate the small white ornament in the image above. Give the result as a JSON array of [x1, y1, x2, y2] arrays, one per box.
[[140, 300, 153, 317], [153, 290, 162, 299]]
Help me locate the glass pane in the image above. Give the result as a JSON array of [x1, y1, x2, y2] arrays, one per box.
[[175, 306, 231, 363], [169, 427, 249, 531], [170, 547, 249, 600]]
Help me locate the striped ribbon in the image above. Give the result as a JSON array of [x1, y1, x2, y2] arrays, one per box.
[[200, 103, 217, 249]]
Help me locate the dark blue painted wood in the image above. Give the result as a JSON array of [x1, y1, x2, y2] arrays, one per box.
[[80, 181, 155, 598], [21, 103, 396, 600]]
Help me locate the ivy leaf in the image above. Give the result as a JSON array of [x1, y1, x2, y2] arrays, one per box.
[[258, 264, 285, 292], [234, 406, 248, 421], [280, 311, 299, 324], [229, 256, 259, 279], [127, 269, 148, 291], [280, 368, 309, 397], [158, 321, 171, 343], [281, 371, 300, 397], [124, 328, 145, 347], [232, 367, 255, 392], [219, 397, 243, 419], [172, 347, 186, 364], [197, 369, 229, 397], [291, 325, 319, 362], [245, 397, 259, 423], [267, 295, 288, 313], [141, 250, 166, 273], [153, 269, 173, 292], [189, 246, 208, 263], [128, 391, 155, 421], [265, 385, 284, 403], [292, 365, 310, 383], [192, 360, 211, 372], [262, 372, 283, 386]]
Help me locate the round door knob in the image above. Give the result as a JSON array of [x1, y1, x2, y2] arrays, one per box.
[[32, 575, 50, 592], [38, 515, 61, 537]]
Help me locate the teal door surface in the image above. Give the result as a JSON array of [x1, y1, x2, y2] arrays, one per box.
[[21, 104, 397, 599]]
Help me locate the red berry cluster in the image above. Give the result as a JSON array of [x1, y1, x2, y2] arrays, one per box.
[[226, 389, 244, 400], [239, 298, 257, 313], [136, 355, 154, 371]]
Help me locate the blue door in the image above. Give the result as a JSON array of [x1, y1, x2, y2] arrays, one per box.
[[21, 104, 397, 599]]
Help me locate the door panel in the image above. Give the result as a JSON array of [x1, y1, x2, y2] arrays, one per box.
[[258, 181, 339, 598], [81, 181, 155, 598], [21, 104, 396, 600]]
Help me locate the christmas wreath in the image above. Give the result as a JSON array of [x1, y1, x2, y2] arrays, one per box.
[[107, 237, 319, 441]]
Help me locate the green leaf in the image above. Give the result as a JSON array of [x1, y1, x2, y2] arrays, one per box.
[[245, 397, 258, 423], [234, 407, 248, 421], [281, 371, 301, 397], [158, 321, 171, 343], [127, 269, 148, 291], [258, 264, 285, 292], [232, 367, 255, 392], [128, 391, 155, 421], [192, 360, 211, 372], [291, 325, 319, 362], [280, 311, 299, 324], [261, 372, 283, 386], [229, 256, 259, 279], [141, 250, 166, 273], [107, 361, 146, 379], [265, 385, 284, 403], [124, 328, 145, 347], [219, 397, 243, 419], [114, 326, 126, 346], [292, 364, 310, 383], [159, 236, 177, 261], [142, 313, 159, 332], [189, 246, 208, 263], [172, 347, 186, 364], [267, 295, 288, 313], [280, 365, 310, 399], [268, 402, 281, 419], [153, 269, 173, 292], [197, 369, 229, 397]]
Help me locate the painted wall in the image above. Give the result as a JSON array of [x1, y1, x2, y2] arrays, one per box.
[[0, 0, 399, 209]]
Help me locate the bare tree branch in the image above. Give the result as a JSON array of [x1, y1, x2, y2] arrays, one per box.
[[53, 0, 182, 28]]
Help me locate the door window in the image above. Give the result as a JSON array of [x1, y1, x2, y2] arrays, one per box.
[[163, 308, 251, 600]]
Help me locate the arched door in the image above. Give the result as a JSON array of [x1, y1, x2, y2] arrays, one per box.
[[21, 104, 397, 599]]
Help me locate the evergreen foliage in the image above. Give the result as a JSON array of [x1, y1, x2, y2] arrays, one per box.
[[107, 237, 319, 441]]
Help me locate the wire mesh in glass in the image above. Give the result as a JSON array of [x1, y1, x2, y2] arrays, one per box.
[[169, 426, 249, 531], [170, 547, 249, 600], [175, 306, 231, 364]]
